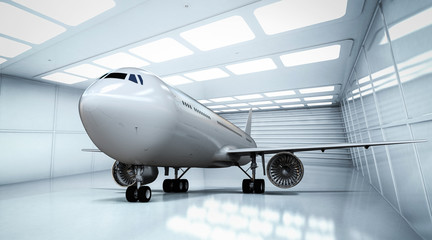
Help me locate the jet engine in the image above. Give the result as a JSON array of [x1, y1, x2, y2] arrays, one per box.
[[266, 152, 304, 188], [112, 161, 159, 186]]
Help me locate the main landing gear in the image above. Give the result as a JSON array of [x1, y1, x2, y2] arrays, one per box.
[[126, 166, 152, 202], [238, 153, 266, 194], [163, 167, 190, 193]]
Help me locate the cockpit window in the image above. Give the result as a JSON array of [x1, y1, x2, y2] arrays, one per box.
[[137, 75, 144, 85], [105, 72, 127, 79], [99, 73, 108, 79], [129, 74, 138, 83]]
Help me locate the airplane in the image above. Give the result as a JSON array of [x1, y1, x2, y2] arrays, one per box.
[[79, 67, 424, 202]]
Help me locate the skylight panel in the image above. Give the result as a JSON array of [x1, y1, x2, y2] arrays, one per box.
[[280, 45, 341, 67], [184, 68, 229, 81], [264, 90, 295, 97], [380, 7, 432, 44], [208, 105, 227, 109], [12, 0, 115, 26], [226, 58, 277, 75], [227, 103, 249, 107], [64, 63, 109, 78], [304, 95, 333, 101], [307, 102, 333, 106], [93, 52, 149, 69], [358, 76, 370, 84], [249, 101, 273, 106], [180, 16, 255, 51], [275, 98, 301, 103], [0, 58, 6, 65], [254, 0, 347, 35], [260, 106, 280, 110], [41, 72, 87, 84], [299, 86, 335, 94], [0, 3, 66, 44], [221, 109, 239, 112], [210, 97, 236, 103], [0, 36, 32, 58], [198, 100, 211, 104], [161, 75, 193, 86], [234, 94, 263, 100], [282, 104, 304, 108], [129, 38, 194, 63]]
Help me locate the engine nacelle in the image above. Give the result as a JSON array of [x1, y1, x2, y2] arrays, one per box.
[[266, 152, 304, 188], [112, 161, 159, 187]]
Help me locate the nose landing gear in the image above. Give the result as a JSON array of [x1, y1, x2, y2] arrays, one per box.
[[125, 166, 152, 202]]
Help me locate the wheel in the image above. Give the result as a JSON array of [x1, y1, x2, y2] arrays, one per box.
[[254, 179, 265, 194], [173, 179, 182, 192], [126, 186, 138, 202], [181, 179, 189, 192], [138, 186, 152, 202], [163, 179, 173, 192], [242, 179, 254, 193]]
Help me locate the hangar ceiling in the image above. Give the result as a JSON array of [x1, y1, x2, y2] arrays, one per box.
[[0, 0, 377, 112]]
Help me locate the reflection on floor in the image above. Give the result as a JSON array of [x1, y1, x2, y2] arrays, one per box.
[[0, 165, 422, 240]]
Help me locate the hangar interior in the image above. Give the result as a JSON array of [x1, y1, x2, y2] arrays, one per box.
[[0, 0, 431, 239]]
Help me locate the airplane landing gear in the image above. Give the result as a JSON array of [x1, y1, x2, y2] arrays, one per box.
[[163, 167, 190, 193], [238, 153, 266, 194], [126, 166, 152, 202]]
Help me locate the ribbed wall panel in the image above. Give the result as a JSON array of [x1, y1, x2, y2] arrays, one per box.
[[221, 107, 351, 167]]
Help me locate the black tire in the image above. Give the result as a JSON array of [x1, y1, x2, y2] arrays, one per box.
[[173, 179, 182, 192], [126, 186, 138, 202], [163, 179, 173, 192], [181, 179, 189, 192], [138, 186, 152, 202], [254, 179, 265, 194], [242, 179, 254, 194]]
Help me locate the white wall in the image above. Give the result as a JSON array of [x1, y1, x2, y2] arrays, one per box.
[[0, 75, 114, 185], [341, 1, 432, 239]]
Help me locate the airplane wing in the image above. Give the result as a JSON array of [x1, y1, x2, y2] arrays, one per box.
[[227, 140, 426, 156]]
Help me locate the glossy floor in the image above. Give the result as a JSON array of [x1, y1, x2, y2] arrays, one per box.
[[0, 165, 422, 240]]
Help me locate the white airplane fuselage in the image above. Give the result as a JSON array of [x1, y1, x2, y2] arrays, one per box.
[[79, 68, 256, 168]]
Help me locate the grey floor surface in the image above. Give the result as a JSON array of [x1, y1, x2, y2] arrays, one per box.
[[0, 165, 423, 240]]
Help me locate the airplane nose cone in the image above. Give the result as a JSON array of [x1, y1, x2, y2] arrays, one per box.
[[79, 77, 177, 164]]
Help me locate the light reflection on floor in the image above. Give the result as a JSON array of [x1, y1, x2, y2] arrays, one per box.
[[167, 198, 335, 240], [0, 166, 423, 240]]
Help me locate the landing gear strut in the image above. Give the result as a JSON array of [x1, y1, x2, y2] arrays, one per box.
[[163, 167, 190, 193], [126, 166, 152, 202], [238, 153, 265, 194]]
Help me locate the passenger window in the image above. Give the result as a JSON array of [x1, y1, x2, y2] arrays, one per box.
[[129, 74, 138, 84]]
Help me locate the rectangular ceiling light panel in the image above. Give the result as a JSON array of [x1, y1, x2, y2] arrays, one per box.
[[226, 58, 277, 75], [264, 90, 295, 97], [275, 98, 301, 103], [280, 45, 341, 67], [299, 86, 335, 94], [254, 0, 347, 35], [93, 52, 149, 69], [249, 101, 273, 106], [260, 106, 280, 110], [129, 38, 194, 63], [282, 104, 304, 108], [235, 94, 263, 100], [13, 0, 116, 26], [208, 105, 227, 109], [161, 75, 193, 86], [65, 63, 109, 78], [184, 68, 229, 81], [180, 16, 255, 51], [0, 3, 65, 44], [198, 100, 211, 104], [210, 97, 236, 103], [42, 72, 87, 84], [0, 36, 32, 58], [307, 102, 333, 106], [304, 95, 333, 101]]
